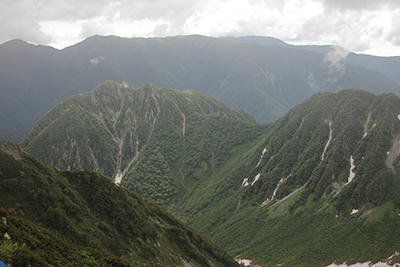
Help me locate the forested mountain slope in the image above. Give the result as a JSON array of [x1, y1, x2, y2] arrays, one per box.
[[188, 89, 400, 266], [21, 80, 400, 266], [0, 140, 239, 266], [2, 35, 400, 143], [21, 81, 256, 205], [0, 210, 132, 266]]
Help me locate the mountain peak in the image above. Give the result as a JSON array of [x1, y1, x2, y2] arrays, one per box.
[[22, 81, 257, 184]]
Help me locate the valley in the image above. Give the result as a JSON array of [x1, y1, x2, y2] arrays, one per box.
[[2, 35, 400, 143], [1, 34, 400, 266], [16, 80, 400, 266], [0, 140, 239, 266]]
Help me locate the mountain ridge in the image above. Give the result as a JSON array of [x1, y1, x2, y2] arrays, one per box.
[[21, 81, 256, 187], [222, 35, 400, 86], [21, 81, 400, 266], [2, 34, 400, 143], [0, 139, 240, 266]]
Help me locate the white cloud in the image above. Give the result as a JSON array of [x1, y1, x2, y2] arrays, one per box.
[[323, 45, 349, 81], [89, 56, 106, 68], [1, 0, 400, 56]]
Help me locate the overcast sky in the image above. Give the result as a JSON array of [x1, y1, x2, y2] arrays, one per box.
[[1, 0, 400, 56]]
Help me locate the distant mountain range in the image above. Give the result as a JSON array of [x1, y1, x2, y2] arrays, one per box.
[[223, 35, 400, 86], [21, 81, 400, 266], [1, 35, 400, 143]]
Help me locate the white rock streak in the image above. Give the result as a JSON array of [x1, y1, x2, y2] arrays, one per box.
[[256, 148, 267, 167], [346, 156, 356, 185], [350, 209, 359, 215], [363, 112, 372, 138], [261, 180, 306, 208], [321, 120, 333, 161], [260, 199, 270, 207], [241, 178, 249, 187], [386, 135, 400, 173], [114, 172, 123, 185], [235, 258, 252, 266], [271, 184, 307, 208], [271, 176, 286, 201], [252, 173, 261, 186], [241, 173, 261, 187], [266, 173, 293, 204]]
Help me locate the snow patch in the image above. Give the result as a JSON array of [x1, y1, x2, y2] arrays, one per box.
[[256, 148, 267, 167], [260, 199, 270, 207], [114, 172, 123, 185], [235, 258, 252, 266], [398, 114, 400, 120], [271, 177, 285, 201], [241, 178, 249, 187], [252, 173, 261, 186], [346, 156, 356, 185], [350, 209, 359, 215], [321, 120, 333, 161], [326, 262, 389, 267], [326, 253, 400, 267], [271, 174, 292, 201]]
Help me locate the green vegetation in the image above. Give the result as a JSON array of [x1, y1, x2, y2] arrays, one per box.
[[0, 208, 131, 266], [0, 140, 239, 266], [2, 34, 400, 136], [19, 81, 400, 266]]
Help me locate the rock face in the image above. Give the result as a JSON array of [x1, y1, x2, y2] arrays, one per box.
[[21, 82, 400, 266], [0, 140, 30, 161]]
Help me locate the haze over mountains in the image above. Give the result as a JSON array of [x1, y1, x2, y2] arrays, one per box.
[[223, 36, 400, 86], [2, 34, 400, 266], [1, 35, 400, 143], [21, 80, 400, 266]]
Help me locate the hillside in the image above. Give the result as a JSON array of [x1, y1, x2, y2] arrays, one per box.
[[0, 210, 132, 266], [0, 140, 239, 266], [21, 81, 257, 207], [2, 35, 400, 143], [184, 89, 400, 266], [21, 81, 400, 266]]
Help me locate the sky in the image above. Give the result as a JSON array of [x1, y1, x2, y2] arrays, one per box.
[[1, 0, 400, 57]]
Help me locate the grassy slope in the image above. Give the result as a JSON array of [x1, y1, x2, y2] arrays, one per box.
[[0, 212, 132, 266], [178, 89, 400, 266]]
